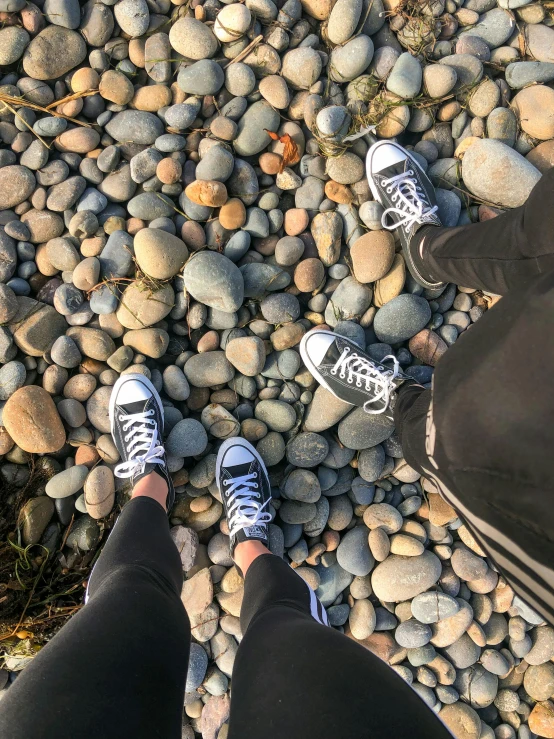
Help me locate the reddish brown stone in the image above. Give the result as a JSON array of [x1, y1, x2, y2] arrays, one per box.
[[408, 329, 448, 367]]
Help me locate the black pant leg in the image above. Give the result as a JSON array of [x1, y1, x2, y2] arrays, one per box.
[[229, 554, 452, 739], [393, 271, 554, 623], [394, 383, 433, 477], [0, 497, 189, 739], [420, 167, 554, 295]]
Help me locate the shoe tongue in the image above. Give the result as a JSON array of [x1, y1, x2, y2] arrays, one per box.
[[377, 158, 407, 182], [226, 461, 254, 480], [121, 400, 151, 416], [322, 338, 343, 366]]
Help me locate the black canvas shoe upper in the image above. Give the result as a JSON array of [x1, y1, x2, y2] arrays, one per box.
[[301, 330, 410, 417], [367, 142, 446, 290], [111, 375, 175, 511], [216, 438, 272, 556]]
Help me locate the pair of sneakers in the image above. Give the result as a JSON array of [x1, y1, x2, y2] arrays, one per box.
[[110, 141, 442, 557], [110, 374, 272, 555]]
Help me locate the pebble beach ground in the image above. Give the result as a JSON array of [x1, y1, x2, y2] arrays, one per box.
[[0, 0, 553, 735]]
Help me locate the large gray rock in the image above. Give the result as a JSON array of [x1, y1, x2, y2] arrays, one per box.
[[462, 139, 542, 208], [177, 60, 224, 95], [329, 36, 374, 83], [183, 252, 244, 313], [505, 61, 554, 89], [338, 407, 395, 450], [371, 552, 442, 602], [0, 27, 30, 64], [458, 8, 515, 48], [373, 294, 432, 343], [169, 17, 218, 59], [0, 166, 36, 210], [386, 52, 422, 99], [105, 111, 164, 145], [22, 26, 86, 80], [184, 352, 235, 388], [114, 0, 149, 37], [327, 0, 362, 44], [234, 101, 280, 157], [325, 277, 372, 327]]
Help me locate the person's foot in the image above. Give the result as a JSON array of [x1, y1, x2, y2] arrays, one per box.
[[366, 140, 446, 291], [216, 438, 272, 557], [300, 329, 410, 416], [110, 373, 174, 510]]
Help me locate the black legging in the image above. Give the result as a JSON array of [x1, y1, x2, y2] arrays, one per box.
[[0, 496, 452, 739]]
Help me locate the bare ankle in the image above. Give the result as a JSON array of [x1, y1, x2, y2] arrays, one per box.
[[132, 471, 169, 511], [234, 540, 271, 576]]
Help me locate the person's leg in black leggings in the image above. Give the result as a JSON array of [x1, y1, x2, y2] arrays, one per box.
[[0, 492, 189, 739], [229, 552, 453, 739], [414, 166, 554, 294]]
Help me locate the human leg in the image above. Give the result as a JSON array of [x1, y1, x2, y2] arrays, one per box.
[[302, 291, 554, 626], [228, 552, 452, 739], [215, 438, 452, 739], [0, 494, 189, 739], [365, 140, 554, 295], [0, 374, 190, 739], [417, 165, 554, 295]]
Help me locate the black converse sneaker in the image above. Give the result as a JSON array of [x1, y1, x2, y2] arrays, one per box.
[[216, 438, 272, 556], [366, 140, 446, 290], [300, 329, 410, 416], [110, 373, 174, 510]]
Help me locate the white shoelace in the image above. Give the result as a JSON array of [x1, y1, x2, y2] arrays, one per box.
[[114, 409, 165, 479], [380, 169, 438, 234], [331, 347, 401, 415], [223, 472, 272, 539]]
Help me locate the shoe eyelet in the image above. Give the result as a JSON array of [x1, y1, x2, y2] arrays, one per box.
[[330, 369, 337, 375]]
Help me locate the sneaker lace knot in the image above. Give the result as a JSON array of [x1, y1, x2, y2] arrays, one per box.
[[223, 472, 272, 539], [380, 169, 438, 233], [331, 347, 401, 415], [114, 409, 165, 479]]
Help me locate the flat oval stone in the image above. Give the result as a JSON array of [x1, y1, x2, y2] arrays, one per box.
[[184, 352, 235, 388], [3, 385, 65, 453], [462, 138, 541, 208], [255, 399, 296, 432], [338, 407, 395, 450], [371, 551, 442, 602], [183, 252, 244, 313], [46, 465, 89, 499], [336, 524, 374, 576], [134, 228, 189, 279], [411, 592, 460, 624], [22, 26, 86, 80], [169, 17, 218, 59], [177, 59, 224, 95], [374, 294, 432, 343], [0, 166, 35, 210], [105, 111, 164, 145], [234, 101, 280, 157], [116, 282, 174, 329]]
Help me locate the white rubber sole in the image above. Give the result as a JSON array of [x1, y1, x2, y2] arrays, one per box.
[[299, 330, 355, 407], [108, 373, 165, 436]]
